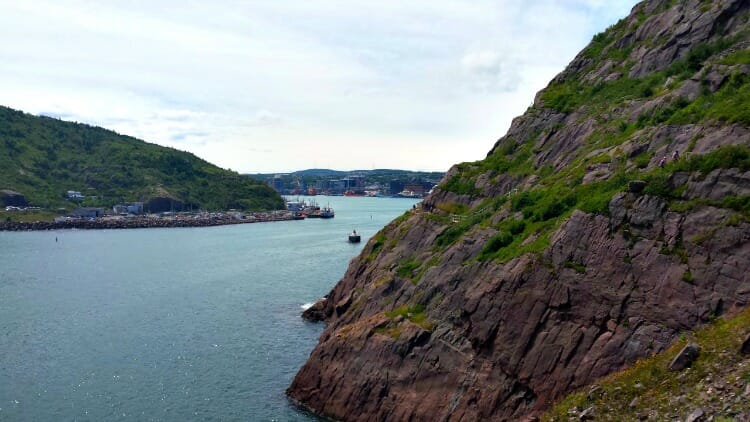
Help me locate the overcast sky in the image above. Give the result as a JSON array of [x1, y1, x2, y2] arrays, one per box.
[[0, 1, 637, 173]]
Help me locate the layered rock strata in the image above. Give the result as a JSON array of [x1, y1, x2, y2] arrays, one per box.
[[288, 0, 750, 420]]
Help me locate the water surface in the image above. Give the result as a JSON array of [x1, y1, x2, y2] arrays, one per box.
[[0, 196, 419, 421]]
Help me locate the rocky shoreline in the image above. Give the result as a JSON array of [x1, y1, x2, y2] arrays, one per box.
[[0, 212, 300, 232]]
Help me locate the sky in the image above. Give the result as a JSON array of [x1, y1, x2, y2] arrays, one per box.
[[0, 0, 638, 173]]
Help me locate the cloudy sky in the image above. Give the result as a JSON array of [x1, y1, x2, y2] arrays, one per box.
[[0, 1, 637, 173]]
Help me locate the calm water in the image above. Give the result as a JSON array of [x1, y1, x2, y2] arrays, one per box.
[[0, 196, 419, 421]]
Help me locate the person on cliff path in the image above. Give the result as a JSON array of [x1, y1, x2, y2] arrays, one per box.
[[672, 150, 680, 161], [659, 156, 667, 168]]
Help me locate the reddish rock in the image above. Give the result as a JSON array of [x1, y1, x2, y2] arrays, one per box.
[[287, 1, 750, 420]]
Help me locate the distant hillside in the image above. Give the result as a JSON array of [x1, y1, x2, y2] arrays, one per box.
[[0, 106, 284, 211], [249, 169, 445, 179], [288, 169, 347, 177]]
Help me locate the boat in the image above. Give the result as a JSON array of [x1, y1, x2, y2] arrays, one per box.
[[319, 206, 335, 219], [302, 200, 322, 217], [285, 199, 306, 212], [395, 189, 423, 198], [348, 230, 361, 243]]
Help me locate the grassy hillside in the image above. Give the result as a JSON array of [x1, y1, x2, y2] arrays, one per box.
[[543, 308, 750, 421], [432, 5, 750, 265], [0, 106, 284, 211]]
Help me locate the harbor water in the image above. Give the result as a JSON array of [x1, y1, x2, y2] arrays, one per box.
[[0, 196, 420, 421]]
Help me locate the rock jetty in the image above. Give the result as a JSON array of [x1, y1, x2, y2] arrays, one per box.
[[0, 211, 300, 231]]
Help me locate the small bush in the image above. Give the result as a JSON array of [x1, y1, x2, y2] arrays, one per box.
[[682, 270, 695, 283], [441, 175, 480, 196], [479, 232, 514, 260], [396, 260, 421, 279]]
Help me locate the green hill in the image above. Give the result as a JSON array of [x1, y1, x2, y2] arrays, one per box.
[[0, 106, 284, 212]]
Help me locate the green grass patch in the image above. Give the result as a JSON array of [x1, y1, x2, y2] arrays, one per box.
[[541, 38, 738, 114], [384, 304, 433, 330], [440, 175, 480, 196], [479, 232, 515, 260], [682, 270, 695, 283], [668, 195, 750, 217], [1, 209, 61, 222], [564, 260, 586, 274], [436, 202, 468, 215], [367, 232, 388, 262], [670, 71, 750, 126], [396, 260, 422, 279], [434, 209, 491, 248], [718, 49, 750, 65]]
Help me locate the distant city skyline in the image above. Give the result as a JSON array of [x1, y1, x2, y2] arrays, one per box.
[[0, 1, 638, 173]]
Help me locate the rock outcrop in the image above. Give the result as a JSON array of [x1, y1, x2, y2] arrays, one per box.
[[288, 1, 750, 420]]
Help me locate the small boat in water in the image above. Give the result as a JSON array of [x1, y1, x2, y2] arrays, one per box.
[[348, 230, 361, 243], [319, 206, 335, 219]]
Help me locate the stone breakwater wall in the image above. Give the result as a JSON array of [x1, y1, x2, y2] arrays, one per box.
[[0, 215, 297, 231]]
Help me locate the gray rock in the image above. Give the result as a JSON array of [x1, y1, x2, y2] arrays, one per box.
[[685, 407, 706, 422], [587, 385, 602, 400], [670, 342, 702, 371], [579, 406, 595, 420]]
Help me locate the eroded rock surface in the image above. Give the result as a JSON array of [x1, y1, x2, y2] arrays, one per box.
[[288, 0, 750, 420]]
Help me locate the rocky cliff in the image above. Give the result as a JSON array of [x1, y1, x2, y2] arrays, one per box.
[[288, 0, 750, 420]]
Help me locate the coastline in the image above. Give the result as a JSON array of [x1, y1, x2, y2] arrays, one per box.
[[0, 212, 300, 232]]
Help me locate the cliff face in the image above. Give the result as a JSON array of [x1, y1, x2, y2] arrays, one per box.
[[288, 0, 750, 420]]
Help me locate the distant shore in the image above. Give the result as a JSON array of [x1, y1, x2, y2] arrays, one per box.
[[0, 211, 300, 232]]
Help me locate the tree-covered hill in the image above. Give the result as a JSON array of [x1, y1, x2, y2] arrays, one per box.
[[0, 106, 284, 211]]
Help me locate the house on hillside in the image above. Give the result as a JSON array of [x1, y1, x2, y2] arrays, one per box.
[[66, 190, 84, 200]]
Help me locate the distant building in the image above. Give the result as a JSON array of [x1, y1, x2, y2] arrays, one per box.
[[403, 184, 425, 195], [127, 202, 144, 214], [72, 207, 104, 218], [113, 202, 144, 215], [66, 190, 84, 199]]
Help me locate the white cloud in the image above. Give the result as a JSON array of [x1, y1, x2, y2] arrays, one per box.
[[0, 0, 638, 173]]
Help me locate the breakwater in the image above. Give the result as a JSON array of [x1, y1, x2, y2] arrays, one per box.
[[0, 211, 299, 231]]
